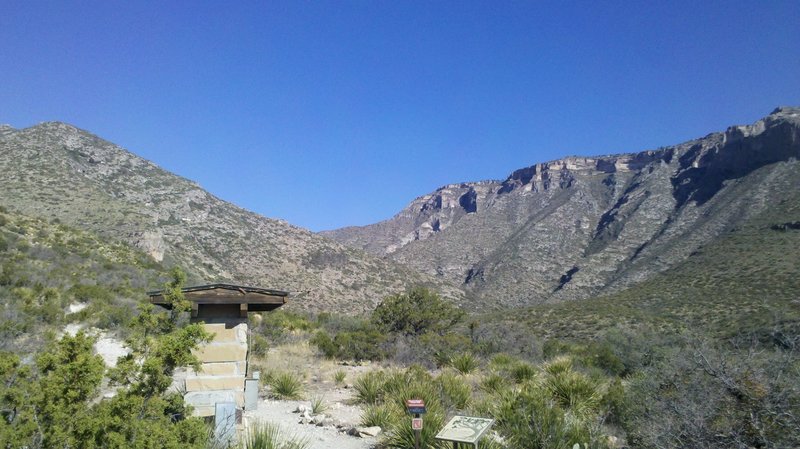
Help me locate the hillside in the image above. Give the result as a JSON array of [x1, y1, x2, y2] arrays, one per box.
[[323, 107, 800, 308], [0, 123, 463, 314]]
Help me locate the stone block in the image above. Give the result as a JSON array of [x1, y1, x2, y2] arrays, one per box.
[[193, 342, 247, 363], [190, 362, 240, 376], [186, 376, 245, 392], [202, 323, 248, 344], [192, 405, 216, 417]]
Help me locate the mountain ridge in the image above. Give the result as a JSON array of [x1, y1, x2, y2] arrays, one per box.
[[0, 121, 465, 313], [323, 107, 800, 308]]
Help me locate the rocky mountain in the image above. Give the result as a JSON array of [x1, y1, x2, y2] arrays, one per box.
[[0, 122, 463, 313], [323, 107, 800, 308]]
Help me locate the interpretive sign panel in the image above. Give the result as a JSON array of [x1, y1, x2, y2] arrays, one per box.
[[435, 415, 494, 444]]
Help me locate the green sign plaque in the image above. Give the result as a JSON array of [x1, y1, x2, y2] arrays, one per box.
[[434, 415, 494, 445]]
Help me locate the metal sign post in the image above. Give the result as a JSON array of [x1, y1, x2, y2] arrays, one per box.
[[405, 399, 426, 449]]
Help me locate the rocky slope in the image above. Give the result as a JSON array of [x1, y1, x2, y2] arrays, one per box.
[[323, 107, 800, 308], [0, 123, 463, 313]]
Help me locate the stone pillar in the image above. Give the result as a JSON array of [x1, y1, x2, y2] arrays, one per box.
[[184, 304, 249, 417]]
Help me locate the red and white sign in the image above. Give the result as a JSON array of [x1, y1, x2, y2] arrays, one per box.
[[411, 418, 423, 430]]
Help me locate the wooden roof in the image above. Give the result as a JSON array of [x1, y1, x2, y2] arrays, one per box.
[[148, 283, 288, 312]]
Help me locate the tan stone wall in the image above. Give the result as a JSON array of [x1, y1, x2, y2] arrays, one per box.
[[185, 321, 248, 416]]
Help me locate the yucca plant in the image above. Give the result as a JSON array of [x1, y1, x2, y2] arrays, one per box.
[[438, 372, 472, 410], [511, 362, 536, 383], [354, 370, 385, 405], [333, 370, 346, 384], [268, 371, 303, 400], [544, 356, 574, 375], [545, 370, 601, 417], [450, 352, 479, 374], [480, 373, 510, 395], [489, 353, 516, 370], [310, 395, 328, 415], [242, 421, 310, 449], [360, 403, 398, 428]]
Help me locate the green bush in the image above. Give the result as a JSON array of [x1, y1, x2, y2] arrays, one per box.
[[250, 333, 270, 358], [438, 372, 472, 410], [353, 371, 385, 405], [421, 332, 474, 367], [310, 395, 328, 415], [267, 372, 303, 400], [511, 362, 536, 383], [372, 287, 464, 336], [310, 327, 387, 361], [242, 421, 309, 449], [333, 370, 346, 384], [360, 403, 397, 428], [449, 352, 479, 374]]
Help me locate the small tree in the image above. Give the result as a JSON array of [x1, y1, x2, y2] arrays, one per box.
[[372, 287, 464, 336]]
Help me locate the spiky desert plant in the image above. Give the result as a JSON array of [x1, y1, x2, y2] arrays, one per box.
[[450, 352, 479, 375], [242, 421, 310, 449], [333, 369, 346, 384], [544, 355, 574, 375], [511, 362, 537, 383], [545, 370, 601, 417], [360, 403, 398, 428], [438, 372, 472, 410], [268, 371, 303, 400], [480, 373, 510, 395], [354, 370, 385, 405], [310, 395, 328, 415]]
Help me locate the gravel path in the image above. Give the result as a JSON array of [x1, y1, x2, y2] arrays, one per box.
[[244, 391, 378, 449]]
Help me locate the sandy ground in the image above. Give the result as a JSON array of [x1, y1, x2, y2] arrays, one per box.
[[244, 395, 379, 449], [62, 323, 129, 368], [242, 342, 386, 449]]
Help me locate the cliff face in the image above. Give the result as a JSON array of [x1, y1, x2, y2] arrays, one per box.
[[323, 107, 800, 308], [0, 123, 464, 314]]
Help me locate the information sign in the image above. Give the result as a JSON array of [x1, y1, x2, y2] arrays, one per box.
[[435, 415, 494, 445], [405, 398, 426, 414], [411, 418, 423, 430]]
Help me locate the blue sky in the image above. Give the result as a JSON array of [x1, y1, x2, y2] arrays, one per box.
[[1, 1, 798, 231]]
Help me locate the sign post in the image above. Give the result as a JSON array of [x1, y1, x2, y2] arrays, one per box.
[[405, 399, 426, 449], [434, 415, 495, 449]]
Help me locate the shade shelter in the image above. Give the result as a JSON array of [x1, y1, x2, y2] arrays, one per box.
[[148, 283, 289, 417]]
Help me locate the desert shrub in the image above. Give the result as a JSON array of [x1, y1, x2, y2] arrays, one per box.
[[492, 385, 606, 449], [511, 362, 536, 383], [354, 371, 386, 405], [622, 337, 800, 449], [255, 310, 316, 343], [333, 370, 346, 384], [267, 372, 303, 400], [489, 353, 516, 370], [310, 326, 387, 361], [545, 370, 602, 418], [544, 355, 574, 375], [309, 331, 337, 359], [480, 373, 510, 395], [372, 287, 464, 336], [438, 372, 472, 410], [360, 403, 397, 428], [310, 395, 328, 415], [449, 352, 479, 374], [334, 327, 387, 361], [601, 377, 627, 425], [420, 332, 474, 367], [68, 283, 114, 304], [250, 333, 270, 358], [242, 421, 309, 449]]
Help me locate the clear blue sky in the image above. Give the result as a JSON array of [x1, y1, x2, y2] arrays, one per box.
[[1, 1, 798, 231]]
